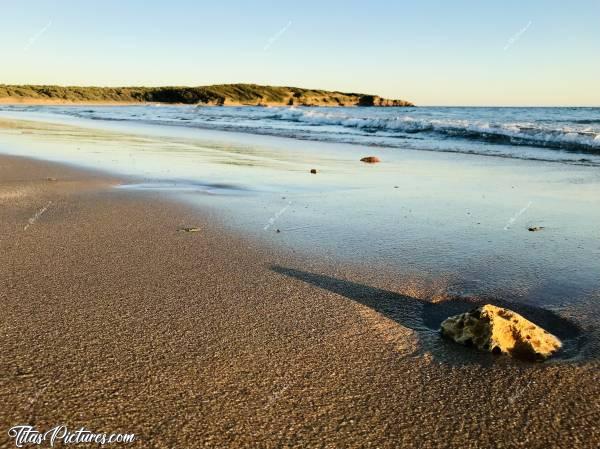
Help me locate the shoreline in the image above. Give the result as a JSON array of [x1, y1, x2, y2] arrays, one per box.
[[1, 153, 598, 448], [0, 98, 160, 106], [0, 97, 407, 107]]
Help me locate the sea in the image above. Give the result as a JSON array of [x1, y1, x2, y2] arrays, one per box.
[[1, 105, 600, 165]]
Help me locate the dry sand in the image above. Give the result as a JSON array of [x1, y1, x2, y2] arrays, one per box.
[[0, 155, 598, 448]]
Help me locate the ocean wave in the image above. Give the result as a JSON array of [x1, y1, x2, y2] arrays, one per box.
[[263, 109, 600, 153], [571, 119, 600, 125]]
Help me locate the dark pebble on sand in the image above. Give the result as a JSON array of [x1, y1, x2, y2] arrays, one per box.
[[178, 227, 201, 233]]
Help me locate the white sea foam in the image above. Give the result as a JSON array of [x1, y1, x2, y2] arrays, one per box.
[[262, 108, 600, 152]]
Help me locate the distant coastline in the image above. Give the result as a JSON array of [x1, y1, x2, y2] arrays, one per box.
[[0, 83, 414, 107]]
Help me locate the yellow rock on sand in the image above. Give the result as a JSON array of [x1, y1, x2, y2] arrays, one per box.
[[440, 304, 562, 361]]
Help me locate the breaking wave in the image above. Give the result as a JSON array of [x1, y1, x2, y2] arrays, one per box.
[[265, 109, 600, 154]]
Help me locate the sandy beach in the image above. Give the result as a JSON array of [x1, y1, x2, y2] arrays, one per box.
[[3, 1, 600, 446], [0, 153, 598, 448]]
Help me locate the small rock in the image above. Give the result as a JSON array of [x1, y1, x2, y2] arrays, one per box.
[[440, 304, 562, 361], [177, 227, 201, 233], [360, 156, 381, 163], [310, 169, 318, 174], [528, 226, 544, 232]]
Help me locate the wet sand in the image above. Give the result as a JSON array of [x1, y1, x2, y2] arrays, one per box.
[[0, 154, 598, 448]]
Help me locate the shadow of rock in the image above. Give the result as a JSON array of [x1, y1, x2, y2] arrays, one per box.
[[271, 265, 586, 365]]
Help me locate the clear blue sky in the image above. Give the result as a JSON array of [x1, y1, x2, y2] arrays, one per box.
[[1, 0, 599, 106]]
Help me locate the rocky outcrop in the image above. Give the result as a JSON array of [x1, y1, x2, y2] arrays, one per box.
[[357, 95, 413, 107], [0, 84, 415, 107], [440, 304, 562, 361]]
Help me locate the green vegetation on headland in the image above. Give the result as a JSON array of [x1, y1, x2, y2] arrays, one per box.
[[0, 84, 414, 107]]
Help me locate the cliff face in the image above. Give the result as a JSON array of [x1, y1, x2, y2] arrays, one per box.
[[356, 95, 413, 107], [278, 92, 413, 107], [0, 84, 415, 107]]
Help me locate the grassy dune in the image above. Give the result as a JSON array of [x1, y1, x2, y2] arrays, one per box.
[[0, 84, 414, 107]]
